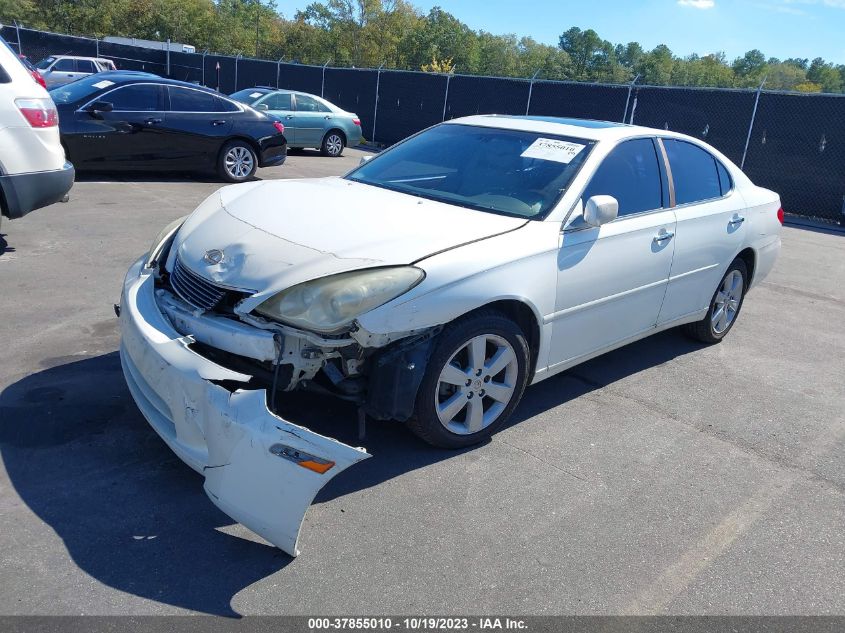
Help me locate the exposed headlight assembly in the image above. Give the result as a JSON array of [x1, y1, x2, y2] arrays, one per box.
[[145, 215, 187, 269], [255, 267, 425, 333]]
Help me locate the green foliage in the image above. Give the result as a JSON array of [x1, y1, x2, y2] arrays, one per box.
[[3, 0, 844, 93]]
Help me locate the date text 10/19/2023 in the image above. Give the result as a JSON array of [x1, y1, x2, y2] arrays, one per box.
[[307, 618, 529, 630]]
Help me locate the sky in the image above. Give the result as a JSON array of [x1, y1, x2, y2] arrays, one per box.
[[271, 0, 845, 64]]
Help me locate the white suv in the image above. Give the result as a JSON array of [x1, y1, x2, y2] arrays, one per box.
[[0, 37, 74, 227], [35, 55, 117, 88]]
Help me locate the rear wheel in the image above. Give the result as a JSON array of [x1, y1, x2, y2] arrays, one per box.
[[407, 311, 529, 448], [320, 131, 345, 157], [684, 258, 748, 344], [218, 140, 257, 183]]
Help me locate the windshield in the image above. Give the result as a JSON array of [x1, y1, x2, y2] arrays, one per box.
[[229, 88, 266, 104], [346, 124, 595, 219], [36, 57, 55, 70], [49, 74, 116, 104]]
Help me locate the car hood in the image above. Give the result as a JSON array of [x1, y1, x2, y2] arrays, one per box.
[[170, 177, 526, 300]]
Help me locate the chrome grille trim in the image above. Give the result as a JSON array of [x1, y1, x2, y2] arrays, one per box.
[[169, 256, 227, 311]]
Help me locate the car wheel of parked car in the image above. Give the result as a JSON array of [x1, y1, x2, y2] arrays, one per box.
[[321, 131, 345, 157], [407, 311, 530, 448], [684, 258, 748, 344], [218, 140, 257, 183]]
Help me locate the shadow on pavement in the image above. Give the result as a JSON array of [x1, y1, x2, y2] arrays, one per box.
[[0, 234, 13, 257], [0, 328, 703, 615]]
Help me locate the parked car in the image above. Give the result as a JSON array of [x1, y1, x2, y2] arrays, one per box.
[[51, 72, 287, 182], [118, 115, 782, 556], [230, 87, 361, 156], [35, 55, 117, 88], [0, 36, 74, 228]]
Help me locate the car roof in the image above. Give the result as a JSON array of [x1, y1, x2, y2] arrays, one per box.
[[447, 114, 682, 142], [96, 73, 222, 92], [49, 55, 112, 62]]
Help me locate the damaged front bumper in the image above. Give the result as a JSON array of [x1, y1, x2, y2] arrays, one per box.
[[118, 257, 370, 556]]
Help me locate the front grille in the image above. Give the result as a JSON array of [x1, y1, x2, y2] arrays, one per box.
[[169, 256, 228, 311]]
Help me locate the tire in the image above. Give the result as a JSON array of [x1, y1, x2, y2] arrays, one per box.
[[407, 311, 530, 449], [684, 258, 748, 344], [320, 130, 345, 157], [218, 140, 257, 183]]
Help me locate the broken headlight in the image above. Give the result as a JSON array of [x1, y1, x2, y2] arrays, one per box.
[[145, 215, 187, 269], [255, 267, 425, 333]]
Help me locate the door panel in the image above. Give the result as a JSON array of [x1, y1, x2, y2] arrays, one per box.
[[70, 84, 168, 168], [159, 87, 234, 169], [292, 94, 331, 147], [656, 139, 747, 324], [549, 211, 677, 367]]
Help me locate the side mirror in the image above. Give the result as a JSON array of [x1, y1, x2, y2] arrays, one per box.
[[359, 155, 374, 166], [85, 100, 113, 115], [583, 195, 619, 227], [256, 103, 269, 111]]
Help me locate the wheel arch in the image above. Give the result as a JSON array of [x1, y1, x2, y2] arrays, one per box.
[[736, 247, 756, 289], [222, 135, 261, 160], [322, 127, 346, 146]]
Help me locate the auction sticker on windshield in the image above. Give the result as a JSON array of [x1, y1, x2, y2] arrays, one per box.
[[91, 80, 115, 89], [521, 138, 585, 164]]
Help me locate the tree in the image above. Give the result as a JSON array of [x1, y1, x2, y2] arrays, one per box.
[[558, 27, 615, 81], [732, 49, 767, 86], [806, 57, 843, 93]]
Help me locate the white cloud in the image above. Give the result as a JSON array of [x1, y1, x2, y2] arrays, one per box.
[[678, 0, 716, 8]]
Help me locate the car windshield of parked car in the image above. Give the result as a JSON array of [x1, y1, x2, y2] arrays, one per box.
[[49, 74, 120, 104], [35, 57, 55, 70], [347, 124, 595, 219]]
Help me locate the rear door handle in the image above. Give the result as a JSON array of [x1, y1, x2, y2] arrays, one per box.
[[144, 117, 162, 125], [211, 119, 227, 126], [285, 115, 294, 120], [653, 229, 675, 243], [324, 115, 332, 119], [729, 215, 746, 225]]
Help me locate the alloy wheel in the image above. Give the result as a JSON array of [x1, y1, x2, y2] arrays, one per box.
[[325, 134, 343, 156], [712, 269, 743, 334], [224, 146, 254, 179], [435, 334, 518, 435]]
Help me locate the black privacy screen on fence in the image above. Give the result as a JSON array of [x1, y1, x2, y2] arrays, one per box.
[[3, 25, 844, 223]]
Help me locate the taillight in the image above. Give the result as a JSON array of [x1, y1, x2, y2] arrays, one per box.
[[273, 121, 285, 134], [15, 98, 58, 128], [30, 69, 47, 89], [777, 207, 784, 225], [352, 118, 361, 127]]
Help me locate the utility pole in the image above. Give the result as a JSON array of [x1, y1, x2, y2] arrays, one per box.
[[254, 0, 261, 58]]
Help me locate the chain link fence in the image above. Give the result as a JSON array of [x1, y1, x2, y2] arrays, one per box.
[[3, 23, 844, 225]]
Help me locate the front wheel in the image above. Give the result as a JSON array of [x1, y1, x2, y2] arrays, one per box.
[[684, 258, 748, 344], [407, 312, 530, 448], [218, 140, 257, 183], [320, 131, 345, 157]]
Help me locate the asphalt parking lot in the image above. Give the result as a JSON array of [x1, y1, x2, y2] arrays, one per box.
[[0, 146, 843, 617]]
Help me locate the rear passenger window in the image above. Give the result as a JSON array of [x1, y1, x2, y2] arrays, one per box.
[[260, 93, 292, 111], [77, 60, 96, 73], [716, 160, 733, 196], [663, 139, 721, 205], [169, 87, 221, 112], [295, 94, 331, 113], [582, 138, 663, 217]]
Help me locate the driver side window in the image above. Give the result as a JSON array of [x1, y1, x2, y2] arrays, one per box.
[[582, 138, 663, 217]]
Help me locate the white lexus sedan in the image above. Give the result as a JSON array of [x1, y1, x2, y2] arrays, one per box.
[[119, 115, 782, 555]]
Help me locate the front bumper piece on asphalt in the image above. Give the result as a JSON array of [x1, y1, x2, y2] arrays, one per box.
[[118, 258, 370, 557]]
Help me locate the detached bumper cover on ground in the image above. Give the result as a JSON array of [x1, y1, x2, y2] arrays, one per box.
[[118, 257, 370, 557]]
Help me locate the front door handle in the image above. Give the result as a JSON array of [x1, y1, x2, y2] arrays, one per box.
[[144, 117, 162, 125], [653, 229, 675, 243], [729, 215, 746, 226], [211, 119, 227, 126], [285, 114, 294, 120], [324, 115, 332, 119]]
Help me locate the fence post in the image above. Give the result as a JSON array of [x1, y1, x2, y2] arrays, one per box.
[[372, 63, 384, 144], [442, 70, 454, 121], [276, 57, 284, 88], [95, 37, 99, 58], [321, 60, 330, 98], [740, 76, 767, 171], [14, 20, 21, 56], [166, 39, 171, 76], [234, 54, 242, 91], [202, 50, 207, 86], [525, 69, 541, 116], [623, 74, 639, 123]]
